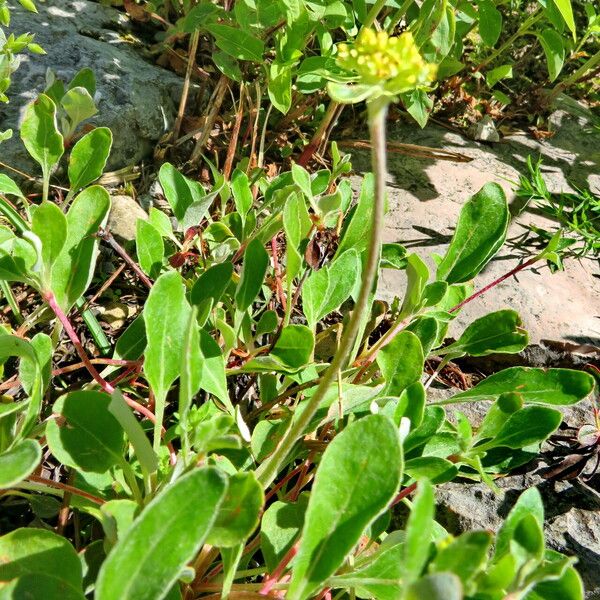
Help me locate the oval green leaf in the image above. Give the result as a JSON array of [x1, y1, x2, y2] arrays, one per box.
[[68, 127, 112, 192], [436, 183, 508, 284], [447, 367, 595, 406], [0, 439, 41, 488], [95, 467, 227, 600], [46, 391, 125, 473], [0, 528, 83, 595], [288, 414, 402, 600]]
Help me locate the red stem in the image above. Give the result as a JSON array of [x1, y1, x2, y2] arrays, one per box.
[[28, 474, 106, 505], [260, 542, 299, 595], [355, 256, 540, 382], [448, 256, 539, 314], [43, 291, 177, 465], [390, 482, 417, 507]]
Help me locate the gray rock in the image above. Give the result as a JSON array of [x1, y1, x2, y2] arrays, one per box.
[[349, 102, 600, 345], [1, 0, 182, 175], [107, 194, 148, 242], [434, 472, 600, 597]]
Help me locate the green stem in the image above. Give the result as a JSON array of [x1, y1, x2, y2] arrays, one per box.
[[363, 0, 387, 29], [386, 0, 413, 32], [550, 48, 600, 99], [0, 280, 23, 324], [255, 96, 389, 488], [477, 9, 543, 71]]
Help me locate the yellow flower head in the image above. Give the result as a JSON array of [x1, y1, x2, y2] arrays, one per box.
[[336, 29, 436, 97]]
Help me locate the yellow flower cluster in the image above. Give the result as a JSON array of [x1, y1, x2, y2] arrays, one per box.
[[336, 29, 436, 95]]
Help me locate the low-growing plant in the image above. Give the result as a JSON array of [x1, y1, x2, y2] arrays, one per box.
[[516, 156, 600, 259], [0, 27, 596, 600]]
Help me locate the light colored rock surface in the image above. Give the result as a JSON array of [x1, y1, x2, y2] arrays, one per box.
[[107, 194, 148, 242], [1, 0, 182, 173], [349, 106, 600, 345]]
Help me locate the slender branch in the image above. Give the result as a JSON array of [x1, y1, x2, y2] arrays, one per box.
[[448, 256, 539, 314], [173, 30, 200, 140], [27, 474, 106, 505], [354, 255, 541, 381], [98, 228, 153, 290], [255, 97, 389, 488], [260, 542, 298, 595]]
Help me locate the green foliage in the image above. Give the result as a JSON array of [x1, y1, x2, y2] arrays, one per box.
[[0, 22, 595, 595]]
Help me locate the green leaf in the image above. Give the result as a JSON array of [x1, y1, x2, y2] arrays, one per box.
[[190, 262, 233, 308], [18, 0, 38, 12], [404, 456, 458, 485], [0, 528, 83, 596], [31, 200, 67, 284], [529, 563, 584, 600], [436, 183, 509, 284], [19, 331, 52, 400], [178, 308, 201, 459], [553, 0, 576, 38], [61, 86, 97, 136], [378, 331, 424, 397], [0, 174, 25, 200], [268, 62, 293, 114], [261, 496, 308, 571], [231, 169, 253, 224], [198, 329, 233, 413], [403, 479, 435, 582], [20, 94, 64, 184], [109, 390, 158, 477], [430, 530, 492, 584], [405, 573, 463, 600], [158, 163, 205, 223], [495, 487, 544, 559], [440, 310, 528, 357], [68, 67, 96, 96], [476, 405, 561, 450], [213, 50, 242, 82], [288, 415, 402, 600], [303, 249, 360, 326], [68, 127, 112, 192], [271, 325, 314, 369], [381, 243, 407, 269], [114, 314, 146, 361], [143, 271, 190, 446], [96, 467, 227, 600], [447, 367, 595, 406], [0, 439, 41, 488], [0, 573, 86, 600], [205, 24, 264, 61], [0, 230, 37, 282], [336, 173, 374, 256], [400, 253, 429, 317], [51, 185, 111, 310], [486, 63, 513, 88], [403, 88, 433, 128], [328, 541, 404, 600], [474, 392, 523, 443], [46, 391, 125, 473], [291, 162, 313, 200], [207, 472, 264, 547], [537, 29, 565, 82], [478, 0, 502, 46], [136, 219, 164, 279], [235, 238, 269, 312], [326, 82, 373, 104]]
